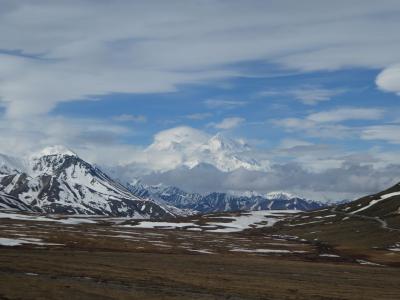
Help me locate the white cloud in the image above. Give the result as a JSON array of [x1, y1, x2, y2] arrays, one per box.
[[211, 117, 245, 129], [376, 64, 400, 95], [307, 108, 384, 123]]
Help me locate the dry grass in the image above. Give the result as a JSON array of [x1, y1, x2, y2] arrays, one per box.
[[0, 212, 400, 299]]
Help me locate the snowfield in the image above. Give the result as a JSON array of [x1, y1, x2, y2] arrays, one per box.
[[0, 210, 296, 233]]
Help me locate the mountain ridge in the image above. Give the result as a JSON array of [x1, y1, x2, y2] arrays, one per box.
[[127, 180, 324, 213]]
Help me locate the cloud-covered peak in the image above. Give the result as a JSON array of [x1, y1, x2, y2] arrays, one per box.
[[148, 126, 209, 152], [145, 126, 267, 172], [207, 132, 249, 152]]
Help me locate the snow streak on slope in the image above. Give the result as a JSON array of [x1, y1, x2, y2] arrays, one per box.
[[351, 190, 400, 214], [337, 182, 400, 218], [0, 191, 32, 211]]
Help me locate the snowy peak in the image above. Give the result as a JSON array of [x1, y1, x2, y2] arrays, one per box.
[[266, 191, 298, 201], [31, 145, 77, 159], [28, 145, 78, 176]]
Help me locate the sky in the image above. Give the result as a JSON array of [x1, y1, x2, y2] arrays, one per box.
[[0, 0, 400, 200]]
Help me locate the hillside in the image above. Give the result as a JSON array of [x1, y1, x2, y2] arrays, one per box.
[[265, 182, 400, 266]]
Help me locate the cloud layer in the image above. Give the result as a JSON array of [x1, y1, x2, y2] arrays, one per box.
[[1, 1, 400, 117]]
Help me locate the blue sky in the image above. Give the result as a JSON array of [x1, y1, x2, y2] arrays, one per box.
[[0, 1, 400, 199], [52, 66, 398, 151]]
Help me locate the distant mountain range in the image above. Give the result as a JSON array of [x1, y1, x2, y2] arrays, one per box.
[[127, 180, 324, 213], [0, 145, 323, 218]]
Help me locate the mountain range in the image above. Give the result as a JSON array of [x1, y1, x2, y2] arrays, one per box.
[[0, 145, 322, 217], [127, 180, 324, 213]]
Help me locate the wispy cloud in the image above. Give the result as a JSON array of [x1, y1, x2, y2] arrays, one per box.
[[273, 107, 386, 140], [210, 117, 245, 129], [261, 86, 344, 105], [113, 114, 147, 123], [204, 99, 247, 109], [185, 113, 213, 120], [307, 108, 384, 123], [361, 125, 400, 144]]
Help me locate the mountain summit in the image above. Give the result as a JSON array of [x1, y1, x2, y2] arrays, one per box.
[[31, 145, 77, 158]]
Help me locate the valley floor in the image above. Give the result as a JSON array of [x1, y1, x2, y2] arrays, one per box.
[[0, 210, 400, 299]]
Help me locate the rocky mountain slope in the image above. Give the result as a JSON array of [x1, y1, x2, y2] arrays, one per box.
[[127, 181, 324, 213], [335, 182, 400, 219], [0, 146, 179, 219]]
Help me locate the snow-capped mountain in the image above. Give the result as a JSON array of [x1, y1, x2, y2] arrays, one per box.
[[0, 146, 180, 219], [127, 180, 324, 213], [143, 127, 269, 172]]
